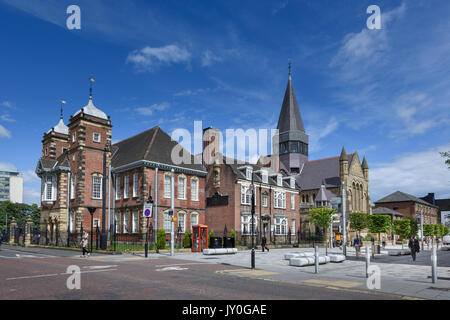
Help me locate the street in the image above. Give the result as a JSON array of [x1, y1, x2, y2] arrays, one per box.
[[0, 245, 405, 300]]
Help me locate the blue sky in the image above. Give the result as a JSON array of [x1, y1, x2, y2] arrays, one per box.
[[0, 0, 449, 205]]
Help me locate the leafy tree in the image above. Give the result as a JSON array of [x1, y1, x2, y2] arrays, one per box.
[[349, 212, 368, 237], [393, 219, 411, 240], [367, 215, 391, 243], [444, 226, 450, 236], [309, 207, 336, 247], [408, 218, 419, 237], [440, 151, 450, 169], [0, 201, 41, 230], [183, 231, 192, 248], [156, 228, 166, 250], [423, 224, 435, 237]]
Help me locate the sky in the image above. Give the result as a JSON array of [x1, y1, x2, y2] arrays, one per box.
[[0, 0, 449, 205]]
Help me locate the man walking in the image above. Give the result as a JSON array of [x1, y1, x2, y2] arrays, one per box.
[[353, 236, 360, 259], [261, 235, 269, 252], [408, 235, 419, 262]]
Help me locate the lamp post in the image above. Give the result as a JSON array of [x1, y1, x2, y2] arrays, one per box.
[[145, 195, 154, 258], [100, 143, 110, 250], [87, 207, 96, 253], [341, 181, 347, 256], [420, 207, 424, 251], [251, 175, 255, 269]]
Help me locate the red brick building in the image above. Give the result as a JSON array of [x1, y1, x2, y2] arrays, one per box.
[[374, 191, 439, 224], [36, 94, 207, 245]]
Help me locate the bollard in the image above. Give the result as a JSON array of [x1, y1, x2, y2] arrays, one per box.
[[366, 246, 371, 278], [315, 246, 319, 274], [431, 245, 437, 283]]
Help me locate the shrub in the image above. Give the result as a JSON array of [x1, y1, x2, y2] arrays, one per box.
[[230, 229, 236, 239], [183, 231, 192, 248], [208, 230, 215, 247], [157, 228, 166, 250]]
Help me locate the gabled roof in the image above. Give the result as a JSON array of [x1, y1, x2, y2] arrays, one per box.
[[375, 191, 439, 208], [111, 126, 205, 173], [373, 206, 404, 217], [296, 154, 354, 191], [36, 152, 70, 175], [277, 75, 305, 134]]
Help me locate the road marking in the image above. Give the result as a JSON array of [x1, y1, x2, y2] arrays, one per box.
[[82, 265, 118, 270], [217, 269, 278, 276], [156, 266, 189, 271], [155, 263, 207, 268], [302, 279, 362, 288], [6, 269, 118, 281]]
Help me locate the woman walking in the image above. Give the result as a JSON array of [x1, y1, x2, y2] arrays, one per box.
[[80, 231, 90, 258]]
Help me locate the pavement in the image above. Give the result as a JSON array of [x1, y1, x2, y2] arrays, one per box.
[[166, 245, 450, 300], [1, 244, 449, 300]]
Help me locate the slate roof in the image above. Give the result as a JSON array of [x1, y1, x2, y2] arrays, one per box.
[[277, 75, 305, 134], [296, 154, 354, 191], [436, 199, 450, 211], [36, 152, 70, 175], [375, 191, 439, 208], [111, 126, 206, 172], [373, 207, 404, 217]]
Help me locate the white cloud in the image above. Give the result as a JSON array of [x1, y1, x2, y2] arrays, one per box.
[[0, 101, 14, 108], [126, 45, 191, 72], [0, 125, 12, 138], [0, 162, 18, 171], [371, 143, 450, 202], [1, 114, 15, 122], [22, 170, 39, 184], [23, 187, 41, 206], [201, 50, 223, 67], [135, 102, 170, 116], [308, 117, 340, 153]]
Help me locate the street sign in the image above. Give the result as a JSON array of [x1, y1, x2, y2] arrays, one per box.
[[168, 209, 174, 216], [330, 197, 342, 204], [250, 184, 255, 192], [171, 217, 177, 222], [143, 202, 153, 218]]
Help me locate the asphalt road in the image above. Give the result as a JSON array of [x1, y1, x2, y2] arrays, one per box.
[[0, 245, 404, 300]]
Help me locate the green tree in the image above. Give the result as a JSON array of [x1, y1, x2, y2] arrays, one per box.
[[183, 231, 192, 248], [0, 201, 41, 230], [309, 207, 336, 247], [444, 226, 449, 236], [423, 224, 435, 237], [408, 218, 419, 237], [440, 151, 450, 169], [156, 228, 166, 250], [367, 215, 392, 244], [348, 212, 368, 237], [393, 219, 411, 240]]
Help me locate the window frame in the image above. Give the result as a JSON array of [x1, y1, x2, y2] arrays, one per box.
[[123, 175, 129, 199], [178, 175, 186, 200], [92, 176, 102, 200], [191, 177, 199, 201], [93, 132, 101, 143]]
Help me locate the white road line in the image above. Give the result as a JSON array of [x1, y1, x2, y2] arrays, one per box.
[[155, 263, 207, 268], [6, 269, 118, 281]]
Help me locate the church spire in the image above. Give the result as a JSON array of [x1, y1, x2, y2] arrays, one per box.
[[277, 65, 305, 133]]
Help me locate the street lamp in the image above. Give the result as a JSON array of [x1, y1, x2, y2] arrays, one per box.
[[145, 195, 154, 258], [87, 207, 96, 253], [100, 142, 110, 250]]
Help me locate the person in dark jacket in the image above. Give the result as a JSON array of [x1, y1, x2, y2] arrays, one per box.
[[408, 235, 420, 261], [261, 236, 269, 252]]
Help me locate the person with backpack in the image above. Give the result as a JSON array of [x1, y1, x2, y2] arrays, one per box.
[[353, 236, 360, 259], [408, 234, 420, 262]]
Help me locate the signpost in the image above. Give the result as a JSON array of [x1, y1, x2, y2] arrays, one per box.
[[144, 197, 153, 258]]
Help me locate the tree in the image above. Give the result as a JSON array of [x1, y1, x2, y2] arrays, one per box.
[[444, 226, 450, 236], [423, 224, 435, 237], [308, 207, 336, 247], [367, 215, 392, 244], [440, 151, 450, 169], [349, 212, 368, 237], [393, 219, 411, 240], [183, 231, 192, 248], [408, 218, 419, 237], [0, 201, 41, 230], [156, 228, 166, 250]]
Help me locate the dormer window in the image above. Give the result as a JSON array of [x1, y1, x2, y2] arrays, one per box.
[[93, 132, 101, 143], [290, 177, 295, 189], [277, 174, 282, 187], [246, 168, 253, 180], [261, 171, 268, 184]]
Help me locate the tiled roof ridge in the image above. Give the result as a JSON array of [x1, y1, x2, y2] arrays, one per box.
[[113, 126, 159, 146]]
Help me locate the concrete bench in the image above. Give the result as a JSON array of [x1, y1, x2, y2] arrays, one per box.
[[328, 254, 346, 262], [388, 249, 411, 256], [289, 256, 330, 267], [283, 252, 314, 260], [203, 248, 238, 255]]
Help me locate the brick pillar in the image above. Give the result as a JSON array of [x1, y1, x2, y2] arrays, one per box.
[[9, 220, 17, 244], [25, 218, 33, 246]]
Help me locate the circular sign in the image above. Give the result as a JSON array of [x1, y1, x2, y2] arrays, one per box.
[[144, 209, 151, 217], [250, 184, 255, 192]]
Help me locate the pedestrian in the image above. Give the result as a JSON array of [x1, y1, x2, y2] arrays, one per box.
[[408, 235, 419, 262], [261, 235, 267, 252], [80, 231, 90, 258], [382, 236, 386, 249], [353, 236, 360, 259], [371, 236, 375, 246], [0, 230, 3, 250]]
